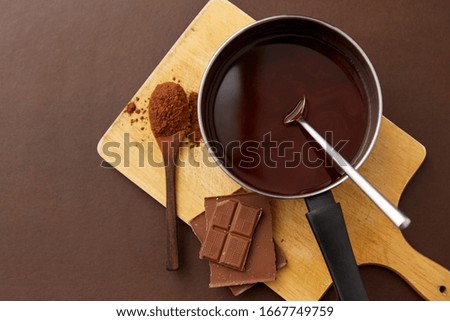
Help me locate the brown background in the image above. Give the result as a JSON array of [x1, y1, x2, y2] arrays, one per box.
[[1, 0, 449, 300]]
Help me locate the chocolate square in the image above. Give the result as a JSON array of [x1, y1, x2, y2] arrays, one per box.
[[199, 200, 261, 271], [200, 229, 227, 262], [230, 203, 261, 238], [220, 234, 251, 269], [211, 200, 237, 230]]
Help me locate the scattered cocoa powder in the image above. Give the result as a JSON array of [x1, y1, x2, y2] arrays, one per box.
[[187, 92, 202, 145], [125, 102, 136, 114], [148, 82, 189, 138], [136, 97, 140, 101], [136, 109, 141, 114]]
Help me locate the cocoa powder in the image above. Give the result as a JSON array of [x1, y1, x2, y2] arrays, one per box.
[[125, 102, 136, 114], [148, 82, 189, 138], [188, 92, 202, 144]]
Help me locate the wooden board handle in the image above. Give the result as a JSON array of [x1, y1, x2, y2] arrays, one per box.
[[380, 238, 450, 300]]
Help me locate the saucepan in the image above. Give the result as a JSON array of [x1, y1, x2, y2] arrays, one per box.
[[199, 16, 394, 300]]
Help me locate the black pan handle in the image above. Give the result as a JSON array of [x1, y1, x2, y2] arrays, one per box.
[[305, 191, 368, 300]]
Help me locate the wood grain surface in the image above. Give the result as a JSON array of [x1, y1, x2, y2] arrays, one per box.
[[97, 0, 449, 300]]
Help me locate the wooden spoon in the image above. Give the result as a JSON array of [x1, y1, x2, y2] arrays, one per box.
[[155, 131, 185, 271], [148, 82, 190, 271]]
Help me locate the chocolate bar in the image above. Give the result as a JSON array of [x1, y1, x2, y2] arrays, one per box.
[[199, 200, 262, 270], [204, 192, 276, 288], [190, 208, 287, 295]]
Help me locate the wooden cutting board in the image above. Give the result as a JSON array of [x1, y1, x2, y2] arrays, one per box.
[[97, 0, 449, 300]]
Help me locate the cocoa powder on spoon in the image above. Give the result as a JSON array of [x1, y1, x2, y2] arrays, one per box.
[[149, 82, 189, 271], [149, 82, 190, 138]]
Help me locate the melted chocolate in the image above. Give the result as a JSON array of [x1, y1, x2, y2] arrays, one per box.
[[213, 38, 368, 195]]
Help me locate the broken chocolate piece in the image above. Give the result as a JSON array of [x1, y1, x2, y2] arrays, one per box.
[[199, 200, 261, 271], [229, 243, 287, 296], [204, 192, 276, 288], [190, 209, 287, 295]]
